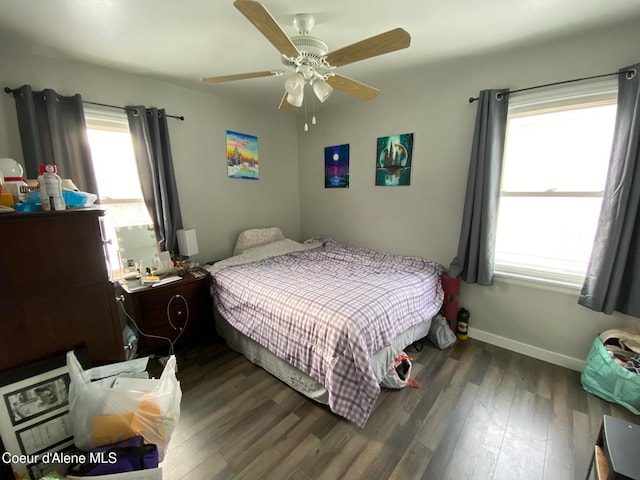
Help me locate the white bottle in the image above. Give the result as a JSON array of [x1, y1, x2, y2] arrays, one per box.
[[38, 164, 66, 211]]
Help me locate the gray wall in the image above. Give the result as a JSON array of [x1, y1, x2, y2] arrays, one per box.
[[0, 47, 301, 263], [296, 17, 640, 369]]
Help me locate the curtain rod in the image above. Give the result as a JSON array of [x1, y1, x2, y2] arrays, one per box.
[[467, 69, 636, 103], [3, 87, 185, 121]]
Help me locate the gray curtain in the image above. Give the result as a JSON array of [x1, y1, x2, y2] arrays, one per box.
[[579, 64, 640, 317], [126, 106, 183, 254], [11, 85, 98, 194], [448, 89, 509, 285]]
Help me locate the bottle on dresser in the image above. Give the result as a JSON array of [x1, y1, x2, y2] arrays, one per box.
[[38, 164, 66, 211]]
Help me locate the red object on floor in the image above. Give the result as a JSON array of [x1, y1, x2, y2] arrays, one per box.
[[441, 273, 461, 328]]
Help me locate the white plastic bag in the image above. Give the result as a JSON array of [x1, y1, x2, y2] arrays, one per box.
[[381, 352, 420, 389], [66, 351, 181, 461]]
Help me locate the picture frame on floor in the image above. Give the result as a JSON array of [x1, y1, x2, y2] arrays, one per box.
[[0, 350, 90, 480]]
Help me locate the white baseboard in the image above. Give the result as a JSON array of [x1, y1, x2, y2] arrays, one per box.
[[468, 327, 585, 372]]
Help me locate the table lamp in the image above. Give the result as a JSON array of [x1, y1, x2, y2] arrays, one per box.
[[176, 229, 199, 267]]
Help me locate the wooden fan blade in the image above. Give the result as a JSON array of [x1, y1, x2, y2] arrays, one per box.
[[326, 74, 380, 100], [234, 0, 300, 58], [200, 71, 281, 83], [325, 28, 411, 67], [278, 92, 295, 110]]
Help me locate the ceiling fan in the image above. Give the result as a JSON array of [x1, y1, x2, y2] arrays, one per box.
[[201, 0, 411, 110]]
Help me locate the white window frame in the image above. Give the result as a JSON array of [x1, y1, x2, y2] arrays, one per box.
[[83, 106, 146, 210], [84, 106, 155, 278], [494, 77, 618, 289]]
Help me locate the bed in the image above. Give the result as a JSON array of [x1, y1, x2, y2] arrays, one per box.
[[205, 228, 444, 427]]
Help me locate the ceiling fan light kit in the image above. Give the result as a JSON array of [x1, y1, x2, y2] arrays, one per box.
[[285, 72, 304, 95], [312, 78, 333, 103], [202, 0, 411, 127], [286, 92, 303, 107]]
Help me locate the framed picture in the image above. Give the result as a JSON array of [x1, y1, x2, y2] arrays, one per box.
[[0, 350, 89, 480], [4, 374, 69, 426], [324, 144, 350, 188], [375, 132, 414, 186], [226, 130, 259, 180]]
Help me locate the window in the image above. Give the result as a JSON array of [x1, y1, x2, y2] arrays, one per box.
[[494, 79, 618, 287], [84, 107, 155, 277]]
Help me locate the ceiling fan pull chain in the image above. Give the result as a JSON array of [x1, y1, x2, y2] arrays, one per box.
[[304, 88, 309, 131], [312, 92, 317, 125]]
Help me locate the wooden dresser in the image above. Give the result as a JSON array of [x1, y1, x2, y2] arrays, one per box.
[[0, 208, 125, 372]]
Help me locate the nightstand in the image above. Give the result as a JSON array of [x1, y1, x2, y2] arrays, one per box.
[[586, 415, 640, 479], [119, 271, 214, 355]]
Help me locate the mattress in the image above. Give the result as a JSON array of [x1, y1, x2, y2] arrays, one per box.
[[207, 235, 443, 427]]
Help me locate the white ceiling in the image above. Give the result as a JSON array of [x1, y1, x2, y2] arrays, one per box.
[[0, 0, 639, 110]]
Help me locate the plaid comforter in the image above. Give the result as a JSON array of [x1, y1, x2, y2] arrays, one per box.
[[211, 236, 443, 427]]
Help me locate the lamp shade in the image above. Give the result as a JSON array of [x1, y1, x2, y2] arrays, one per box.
[[176, 229, 199, 257], [312, 79, 333, 103], [287, 91, 304, 107], [285, 72, 304, 96]]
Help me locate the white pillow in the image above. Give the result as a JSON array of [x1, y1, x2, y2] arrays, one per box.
[[208, 238, 321, 275], [233, 227, 285, 256]]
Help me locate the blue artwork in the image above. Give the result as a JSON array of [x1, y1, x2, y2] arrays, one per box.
[[226, 130, 259, 180], [324, 144, 350, 188], [375, 133, 414, 186]]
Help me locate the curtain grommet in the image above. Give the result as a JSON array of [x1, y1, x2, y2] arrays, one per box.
[[626, 68, 637, 80]]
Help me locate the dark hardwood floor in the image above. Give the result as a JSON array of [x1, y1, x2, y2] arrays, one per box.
[[155, 337, 637, 480]]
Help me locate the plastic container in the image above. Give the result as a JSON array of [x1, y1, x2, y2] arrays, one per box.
[[456, 308, 470, 340], [1, 158, 28, 203], [38, 164, 66, 211]]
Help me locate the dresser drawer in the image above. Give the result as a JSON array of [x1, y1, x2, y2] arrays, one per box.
[[139, 294, 201, 333], [138, 279, 204, 314]]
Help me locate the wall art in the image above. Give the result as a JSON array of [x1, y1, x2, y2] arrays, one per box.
[[226, 130, 259, 180], [324, 144, 350, 188], [375, 133, 414, 186]]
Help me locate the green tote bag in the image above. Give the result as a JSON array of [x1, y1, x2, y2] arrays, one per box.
[[581, 336, 640, 415]]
